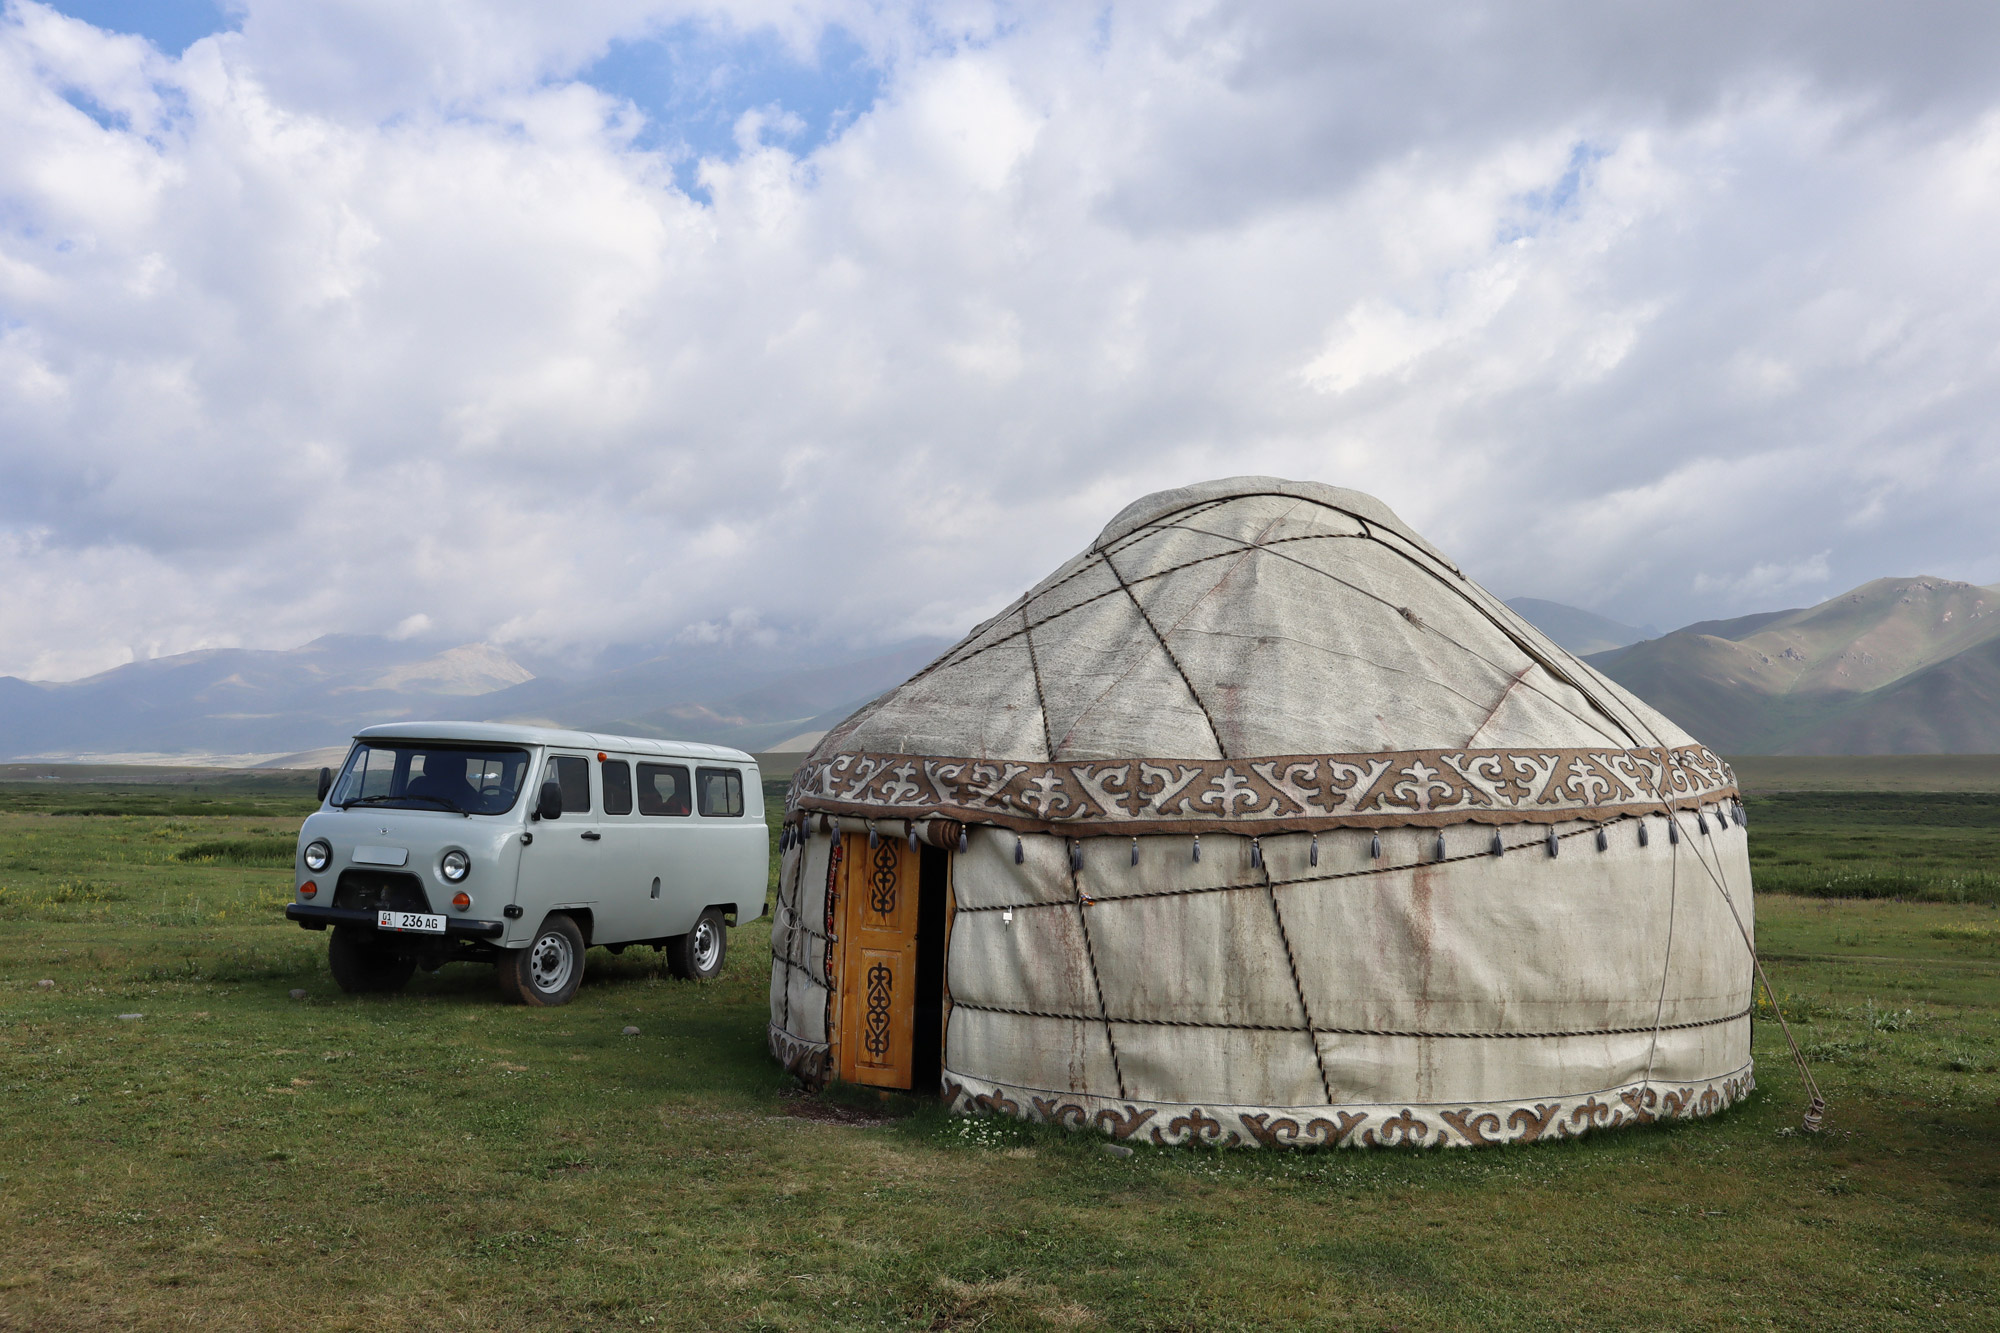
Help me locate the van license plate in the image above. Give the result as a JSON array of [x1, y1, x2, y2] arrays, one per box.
[[377, 910, 445, 934]]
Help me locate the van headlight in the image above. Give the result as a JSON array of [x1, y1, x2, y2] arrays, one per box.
[[441, 850, 471, 882], [303, 839, 332, 872]]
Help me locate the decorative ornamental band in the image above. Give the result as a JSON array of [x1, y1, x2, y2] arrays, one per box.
[[942, 1064, 1756, 1150], [790, 744, 1737, 834]]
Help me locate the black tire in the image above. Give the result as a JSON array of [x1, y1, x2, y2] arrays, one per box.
[[496, 913, 585, 1006], [666, 908, 728, 981], [328, 926, 417, 994]]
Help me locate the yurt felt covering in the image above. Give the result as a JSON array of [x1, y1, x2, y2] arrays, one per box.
[[769, 478, 1756, 1148]]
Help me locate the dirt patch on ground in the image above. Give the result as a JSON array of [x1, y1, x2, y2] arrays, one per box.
[[775, 1088, 899, 1127]]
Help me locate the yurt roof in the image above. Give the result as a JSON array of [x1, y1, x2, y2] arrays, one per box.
[[794, 477, 1734, 834]]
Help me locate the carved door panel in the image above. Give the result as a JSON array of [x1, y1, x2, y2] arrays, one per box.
[[836, 832, 920, 1088]]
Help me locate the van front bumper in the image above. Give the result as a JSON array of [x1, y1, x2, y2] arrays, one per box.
[[285, 904, 506, 939]]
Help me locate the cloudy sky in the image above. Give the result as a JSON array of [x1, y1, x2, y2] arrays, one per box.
[[3, 1, 1998, 681]]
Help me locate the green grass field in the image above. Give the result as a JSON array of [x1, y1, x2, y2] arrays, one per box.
[[0, 782, 1995, 1330], [1726, 754, 2000, 794]]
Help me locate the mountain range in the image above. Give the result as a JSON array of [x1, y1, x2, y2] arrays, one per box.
[[1578, 577, 2000, 754], [0, 634, 948, 764], [2, 575, 1995, 763]]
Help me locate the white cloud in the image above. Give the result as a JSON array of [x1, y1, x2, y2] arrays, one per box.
[[2, 0, 2000, 680], [1693, 552, 1834, 606]]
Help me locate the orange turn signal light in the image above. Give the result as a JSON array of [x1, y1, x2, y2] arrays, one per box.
[[451, 891, 471, 912], [300, 881, 318, 899]]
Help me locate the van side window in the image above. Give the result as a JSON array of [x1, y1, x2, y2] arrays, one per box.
[[637, 763, 691, 816], [697, 767, 744, 817], [549, 755, 592, 813], [602, 759, 633, 816]]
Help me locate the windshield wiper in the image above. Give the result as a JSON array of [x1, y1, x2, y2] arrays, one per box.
[[339, 794, 467, 814]]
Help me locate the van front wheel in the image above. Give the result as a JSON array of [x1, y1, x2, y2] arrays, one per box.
[[497, 913, 585, 1006], [667, 908, 727, 981]]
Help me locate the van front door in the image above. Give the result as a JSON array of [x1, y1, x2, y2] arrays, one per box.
[[835, 831, 920, 1088], [514, 753, 602, 938]]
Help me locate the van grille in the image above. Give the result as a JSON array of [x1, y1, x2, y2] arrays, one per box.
[[332, 870, 433, 915]]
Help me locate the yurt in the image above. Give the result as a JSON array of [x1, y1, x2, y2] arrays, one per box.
[[768, 478, 1757, 1148]]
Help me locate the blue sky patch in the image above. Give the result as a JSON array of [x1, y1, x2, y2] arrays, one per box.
[[1499, 141, 1609, 244], [60, 86, 127, 130], [44, 0, 236, 54], [583, 21, 884, 199]]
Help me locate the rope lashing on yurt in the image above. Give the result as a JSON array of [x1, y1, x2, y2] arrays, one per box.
[[946, 999, 1753, 1039], [1296, 500, 1816, 1120], [952, 819, 1655, 914], [918, 490, 1662, 761], [1252, 856, 1336, 1102], [1021, 599, 1060, 763], [1098, 542, 1229, 758], [1114, 499, 1648, 748], [1033, 550, 1140, 1107], [1663, 802, 1829, 1133], [1065, 837, 1131, 1100], [920, 531, 1370, 680], [901, 496, 1246, 685], [1640, 813, 1683, 1111], [773, 809, 815, 1038]]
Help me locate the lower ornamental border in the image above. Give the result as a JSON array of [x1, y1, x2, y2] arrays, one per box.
[[768, 1024, 829, 1089], [940, 1063, 1755, 1148]]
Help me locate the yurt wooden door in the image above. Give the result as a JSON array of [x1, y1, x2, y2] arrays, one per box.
[[835, 833, 921, 1088]]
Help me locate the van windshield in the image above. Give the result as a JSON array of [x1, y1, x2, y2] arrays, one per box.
[[330, 743, 532, 815]]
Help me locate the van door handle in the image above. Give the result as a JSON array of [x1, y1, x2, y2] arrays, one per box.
[[580, 830, 601, 841]]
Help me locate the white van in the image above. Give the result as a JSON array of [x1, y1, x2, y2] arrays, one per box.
[[285, 722, 768, 1005]]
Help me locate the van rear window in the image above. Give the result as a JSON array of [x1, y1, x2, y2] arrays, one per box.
[[698, 767, 744, 818], [637, 763, 691, 816], [602, 760, 633, 816]]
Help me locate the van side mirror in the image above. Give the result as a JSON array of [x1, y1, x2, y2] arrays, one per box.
[[316, 767, 333, 801], [536, 781, 564, 821]]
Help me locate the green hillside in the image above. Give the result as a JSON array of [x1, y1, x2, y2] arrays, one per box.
[[1589, 577, 2000, 753]]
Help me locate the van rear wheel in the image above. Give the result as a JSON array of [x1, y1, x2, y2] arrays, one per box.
[[497, 913, 585, 1006], [328, 926, 416, 994], [667, 908, 727, 981]]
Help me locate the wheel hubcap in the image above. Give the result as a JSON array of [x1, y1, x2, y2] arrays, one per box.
[[529, 931, 574, 993], [692, 920, 720, 974]]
